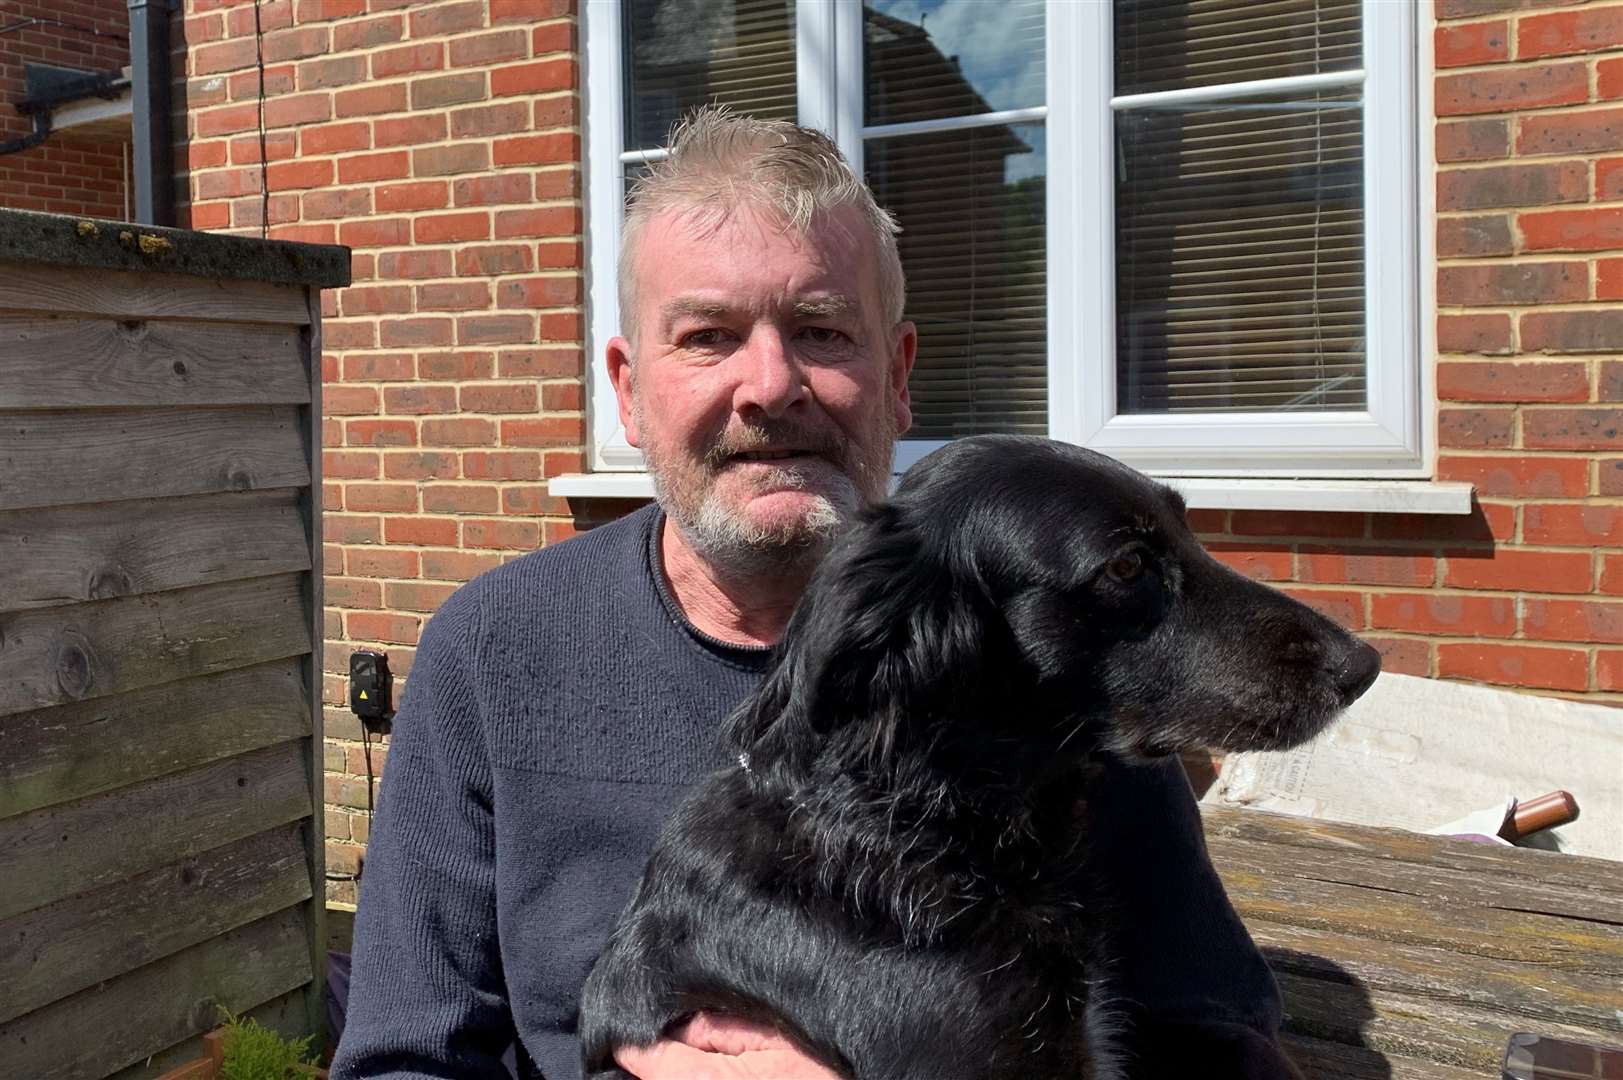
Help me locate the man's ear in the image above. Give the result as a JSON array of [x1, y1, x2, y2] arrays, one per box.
[[890, 320, 917, 436], [606, 336, 640, 447]]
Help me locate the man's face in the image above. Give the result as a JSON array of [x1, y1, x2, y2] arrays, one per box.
[[608, 203, 915, 571]]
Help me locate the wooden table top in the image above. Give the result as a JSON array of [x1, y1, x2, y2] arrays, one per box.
[[1202, 806, 1623, 1080]]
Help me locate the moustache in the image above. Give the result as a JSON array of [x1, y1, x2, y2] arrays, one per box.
[[703, 423, 848, 471]]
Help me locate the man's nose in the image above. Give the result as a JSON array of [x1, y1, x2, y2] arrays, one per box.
[[732, 327, 806, 419]]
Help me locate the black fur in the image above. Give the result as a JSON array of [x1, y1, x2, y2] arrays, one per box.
[[580, 435, 1380, 1080]]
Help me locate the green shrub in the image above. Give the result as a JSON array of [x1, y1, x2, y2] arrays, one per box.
[[216, 1008, 320, 1080]]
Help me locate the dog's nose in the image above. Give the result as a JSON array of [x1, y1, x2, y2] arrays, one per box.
[[1335, 640, 1382, 704]]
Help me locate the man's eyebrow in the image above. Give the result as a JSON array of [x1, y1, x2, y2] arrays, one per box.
[[660, 297, 729, 323], [793, 295, 857, 319]]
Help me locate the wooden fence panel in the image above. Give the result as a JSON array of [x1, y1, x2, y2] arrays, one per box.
[[0, 259, 312, 324]]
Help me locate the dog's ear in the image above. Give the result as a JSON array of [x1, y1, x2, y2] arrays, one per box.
[[724, 505, 1000, 771]]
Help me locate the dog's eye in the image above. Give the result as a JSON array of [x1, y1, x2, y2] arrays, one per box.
[[1106, 551, 1145, 582]]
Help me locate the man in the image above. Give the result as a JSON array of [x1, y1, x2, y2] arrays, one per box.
[[333, 108, 1283, 1080]]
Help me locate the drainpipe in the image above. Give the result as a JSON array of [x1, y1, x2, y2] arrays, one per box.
[[128, 0, 174, 225]]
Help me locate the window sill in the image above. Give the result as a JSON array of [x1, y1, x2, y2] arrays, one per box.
[[548, 474, 1475, 515]]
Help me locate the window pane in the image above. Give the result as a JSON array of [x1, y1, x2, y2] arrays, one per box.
[[623, 0, 796, 150], [867, 123, 1047, 438], [864, 0, 1045, 127], [1115, 93, 1365, 414], [1115, 0, 1362, 97]]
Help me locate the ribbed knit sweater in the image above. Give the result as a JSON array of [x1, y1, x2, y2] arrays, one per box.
[[331, 504, 1281, 1080]]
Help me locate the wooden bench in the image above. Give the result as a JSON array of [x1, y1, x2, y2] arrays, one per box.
[[1203, 806, 1623, 1079]]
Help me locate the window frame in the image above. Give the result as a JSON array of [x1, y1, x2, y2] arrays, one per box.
[[580, 0, 1425, 478]]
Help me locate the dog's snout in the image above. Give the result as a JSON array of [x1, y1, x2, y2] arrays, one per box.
[[1334, 640, 1382, 704]]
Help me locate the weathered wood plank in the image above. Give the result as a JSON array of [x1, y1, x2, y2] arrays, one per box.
[[0, 488, 311, 613], [0, 904, 313, 1080], [0, 740, 312, 921], [1218, 860, 1622, 975], [1254, 925, 1623, 1033], [0, 572, 311, 718], [0, 259, 311, 324], [106, 986, 315, 1080], [1275, 970, 1621, 1072], [1205, 805, 1622, 895], [0, 822, 312, 1023], [1209, 832, 1623, 926], [1281, 1034, 1484, 1080], [0, 404, 309, 512], [0, 316, 309, 408], [0, 658, 308, 820]]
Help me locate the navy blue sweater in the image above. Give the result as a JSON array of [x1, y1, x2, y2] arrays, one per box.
[[332, 505, 1281, 1079]]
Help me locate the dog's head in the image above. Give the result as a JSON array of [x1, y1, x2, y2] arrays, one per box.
[[730, 435, 1380, 775]]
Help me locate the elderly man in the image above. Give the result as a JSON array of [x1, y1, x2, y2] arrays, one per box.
[[333, 108, 1284, 1080]]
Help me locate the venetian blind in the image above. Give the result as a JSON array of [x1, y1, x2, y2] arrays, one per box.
[[1113, 0, 1367, 414]]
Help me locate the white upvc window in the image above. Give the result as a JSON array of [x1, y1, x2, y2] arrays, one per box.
[[580, 0, 1425, 481]]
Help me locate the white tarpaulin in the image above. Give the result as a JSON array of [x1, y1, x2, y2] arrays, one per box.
[[1202, 671, 1623, 861]]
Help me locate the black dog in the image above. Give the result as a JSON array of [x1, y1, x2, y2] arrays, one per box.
[[580, 435, 1380, 1080]]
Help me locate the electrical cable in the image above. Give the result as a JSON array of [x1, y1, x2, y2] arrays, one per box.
[[252, 0, 269, 238]]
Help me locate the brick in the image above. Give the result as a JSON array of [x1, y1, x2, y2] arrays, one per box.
[[228, 63, 296, 100], [298, 55, 367, 91], [1437, 455, 1589, 498], [338, 151, 412, 184], [1598, 360, 1623, 401], [1370, 592, 1516, 637], [461, 451, 542, 481], [189, 140, 230, 171], [375, 114, 447, 147], [189, 202, 231, 229], [346, 483, 420, 513], [1523, 408, 1623, 450], [409, 0, 485, 37], [348, 547, 421, 578], [417, 282, 491, 311], [540, 382, 584, 409], [533, 97, 577, 129], [1522, 310, 1623, 353], [532, 168, 581, 201], [493, 206, 580, 238], [344, 419, 417, 447], [379, 318, 456, 348], [263, 24, 329, 63], [1599, 259, 1623, 301], [421, 549, 502, 581], [263, 93, 332, 129], [325, 322, 377, 349], [1439, 407, 1515, 448], [503, 487, 568, 516], [492, 132, 579, 166], [385, 386, 458, 414], [298, 0, 366, 20], [500, 417, 580, 447], [378, 248, 454, 279], [422, 351, 496, 380], [1442, 547, 1592, 592], [372, 42, 444, 78], [1518, 107, 1623, 156], [423, 485, 501, 514], [1436, 63, 1587, 116], [490, 59, 575, 97], [1437, 643, 1588, 691], [422, 418, 497, 447], [377, 180, 450, 212], [1525, 504, 1623, 546], [325, 385, 381, 415], [1594, 157, 1623, 200], [463, 519, 541, 551], [450, 102, 529, 138], [1518, 207, 1623, 252], [1299, 550, 1436, 587], [544, 520, 584, 545], [459, 314, 536, 345], [532, 21, 575, 53], [1437, 314, 1514, 354], [411, 72, 487, 109], [304, 188, 372, 220], [1435, 20, 1509, 66], [325, 514, 382, 544], [384, 517, 459, 547], [455, 244, 534, 276], [1279, 589, 1365, 630], [414, 211, 490, 244], [386, 581, 459, 613], [1596, 650, 1623, 690], [1437, 360, 1588, 402], [1436, 162, 1585, 211], [1602, 554, 1623, 594], [449, 29, 528, 67], [301, 121, 371, 155], [327, 575, 382, 609], [491, 0, 572, 21], [193, 37, 259, 76], [1437, 215, 1513, 257], [1365, 637, 1432, 678], [230, 131, 297, 165], [195, 103, 261, 137], [496, 275, 579, 307], [452, 174, 532, 207], [1222, 511, 1365, 540], [413, 144, 491, 177], [335, 84, 408, 119], [333, 14, 404, 51], [266, 158, 333, 190], [340, 285, 411, 316], [461, 384, 538, 413], [339, 218, 411, 248], [1518, 7, 1623, 59], [385, 451, 460, 480], [539, 313, 584, 341], [325, 450, 381, 479], [196, 168, 262, 200], [347, 611, 422, 646], [1436, 262, 1586, 306]]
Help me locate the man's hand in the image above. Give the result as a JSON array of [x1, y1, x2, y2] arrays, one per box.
[[614, 1012, 843, 1080]]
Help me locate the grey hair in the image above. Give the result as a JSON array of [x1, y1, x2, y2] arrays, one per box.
[[618, 105, 906, 343]]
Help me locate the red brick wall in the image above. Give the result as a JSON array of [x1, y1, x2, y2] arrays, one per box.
[[175, 0, 1623, 901], [0, 0, 131, 217]]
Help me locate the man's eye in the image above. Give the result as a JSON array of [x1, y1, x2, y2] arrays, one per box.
[[682, 329, 730, 348], [800, 326, 847, 345]]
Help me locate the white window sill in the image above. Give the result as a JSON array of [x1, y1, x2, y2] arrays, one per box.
[[548, 474, 1474, 515]]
